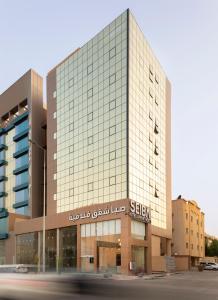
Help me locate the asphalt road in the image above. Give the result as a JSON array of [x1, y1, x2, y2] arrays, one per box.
[[0, 271, 218, 299]]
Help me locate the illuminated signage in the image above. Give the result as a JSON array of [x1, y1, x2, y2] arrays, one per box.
[[129, 200, 151, 223]]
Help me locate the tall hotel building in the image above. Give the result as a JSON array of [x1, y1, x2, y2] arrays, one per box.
[[0, 70, 45, 263], [14, 9, 171, 274]]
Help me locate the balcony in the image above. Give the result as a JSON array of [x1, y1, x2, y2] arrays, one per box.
[[13, 164, 29, 175], [0, 192, 7, 198], [13, 182, 29, 192], [13, 146, 29, 159], [0, 160, 7, 167], [13, 128, 29, 142], [0, 128, 5, 135], [0, 209, 8, 218], [13, 200, 28, 209], [0, 176, 7, 182], [0, 233, 8, 240], [0, 144, 7, 151]]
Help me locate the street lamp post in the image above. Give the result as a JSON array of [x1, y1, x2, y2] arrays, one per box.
[[29, 139, 46, 273]]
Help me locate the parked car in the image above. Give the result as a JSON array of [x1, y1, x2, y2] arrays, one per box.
[[204, 263, 218, 270]]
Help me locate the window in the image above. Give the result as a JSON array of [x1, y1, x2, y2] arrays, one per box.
[[149, 65, 153, 75], [154, 187, 159, 198], [53, 112, 57, 119], [70, 188, 74, 196], [15, 119, 29, 135], [149, 87, 153, 98], [149, 179, 154, 187], [109, 47, 116, 59], [186, 213, 188, 220], [109, 125, 116, 136], [149, 73, 153, 83], [131, 220, 145, 240], [87, 88, 93, 98], [196, 219, 199, 225], [186, 228, 189, 234], [16, 171, 29, 186], [154, 145, 159, 156], [88, 159, 93, 168], [70, 122, 74, 131], [70, 167, 74, 175], [109, 73, 116, 85], [149, 133, 153, 143], [154, 123, 159, 134], [186, 242, 189, 249], [53, 91, 57, 99], [109, 99, 116, 110], [53, 173, 57, 180], [149, 111, 153, 120], [88, 112, 93, 122], [191, 244, 193, 249], [109, 151, 116, 161], [88, 136, 93, 145], [87, 64, 93, 75], [16, 154, 29, 168], [53, 132, 57, 140], [70, 145, 74, 153], [155, 161, 159, 170], [155, 74, 159, 84], [15, 188, 28, 203], [109, 176, 116, 186], [88, 182, 93, 192], [149, 156, 153, 166], [191, 216, 193, 222], [53, 194, 57, 201], [155, 96, 158, 106], [69, 78, 74, 87], [53, 153, 57, 160]]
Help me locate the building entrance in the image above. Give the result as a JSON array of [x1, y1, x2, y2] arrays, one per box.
[[97, 241, 121, 273]]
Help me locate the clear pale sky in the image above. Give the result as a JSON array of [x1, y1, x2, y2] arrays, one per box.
[[1, 0, 218, 235]]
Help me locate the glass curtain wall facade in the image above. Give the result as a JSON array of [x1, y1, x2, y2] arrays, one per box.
[[52, 10, 170, 232], [128, 13, 167, 229], [55, 11, 128, 212]]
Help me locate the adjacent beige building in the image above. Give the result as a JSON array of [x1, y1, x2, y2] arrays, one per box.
[[172, 197, 205, 270]]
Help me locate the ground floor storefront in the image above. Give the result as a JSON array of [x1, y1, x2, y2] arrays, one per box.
[[13, 199, 152, 274]]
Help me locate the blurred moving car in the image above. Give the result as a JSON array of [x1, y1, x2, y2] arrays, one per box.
[[203, 262, 218, 270]]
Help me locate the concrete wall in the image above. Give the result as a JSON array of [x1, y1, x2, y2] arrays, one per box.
[[174, 256, 189, 271], [152, 256, 167, 272], [152, 235, 160, 256]]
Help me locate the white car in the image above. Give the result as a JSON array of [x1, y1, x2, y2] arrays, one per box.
[[204, 263, 218, 270]]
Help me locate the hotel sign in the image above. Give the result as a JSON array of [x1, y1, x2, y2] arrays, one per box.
[[129, 200, 151, 224], [68, 200, 151, 224]]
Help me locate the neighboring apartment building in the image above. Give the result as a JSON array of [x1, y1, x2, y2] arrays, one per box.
[[172, 197, 205, 270], [14, 9, 171, 274], [205, 233, 218, 247], [0, 69, 45, 264]]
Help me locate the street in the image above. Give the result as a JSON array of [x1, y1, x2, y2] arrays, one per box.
[[0, 271, 218, 299]]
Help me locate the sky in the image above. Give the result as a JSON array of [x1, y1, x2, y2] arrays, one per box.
[[0, 0, 218, 235]]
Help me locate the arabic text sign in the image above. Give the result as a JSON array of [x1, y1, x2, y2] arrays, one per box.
[[69, 206, 126, 222]]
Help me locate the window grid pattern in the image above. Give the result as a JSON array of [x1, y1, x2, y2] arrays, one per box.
[[5, 129, 15, 212], [55, 11, 128, 212], [128, 13, 167, 229]]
